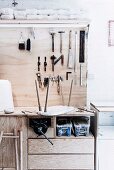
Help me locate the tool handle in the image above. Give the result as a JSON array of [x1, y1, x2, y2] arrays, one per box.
[[35, 80, 42, 111], [44, 79, 49, 112], [79, 31, 85, 63], [38, 56, 40, 71], [61, 54, 64, 65], [60, 33, 62, 53], [44, 57, 47, 72], [68, 79, 73, 106], [38, 129, 53, 145], [69, 30, 72, 49], [52, 35, 54, 52], [74, 31, 77, 72], [54, 56, 61, 65], [80, 64, 82, 86]]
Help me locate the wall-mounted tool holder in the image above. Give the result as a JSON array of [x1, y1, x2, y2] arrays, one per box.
[[0, 21, 89, 107], [18, 32, 25, 50]]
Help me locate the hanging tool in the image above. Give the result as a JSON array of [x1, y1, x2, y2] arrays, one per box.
[[58, 31, 65, 53], [43, 77, 49, 87], [18, 32, 25, 50], [80, 64, 82, 86], [79, 30, 85, 86], [67, 30, 74, 69], [50, 31, 56, 52], [36, 73, 42, 88], [79, 30, 85, 63], [44, 57, 47, 72], [74, 31, 77, 85], [56, 75, 63, 95], [68, 79, 73, 106], [50, 55, 56, 72], [44, 78, 49, 112], [26, 38, 31, 51], [58, 31, 65, 65], [66, 72, 72, 80], [37, 56, 41, 72], [54, 55, 64, 65], [30, 27, 35, 39], [35, 80, 42, 111]]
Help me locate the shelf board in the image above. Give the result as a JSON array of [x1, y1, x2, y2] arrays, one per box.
[[0, 19, 90, 28], [56, 133, 94, 139]]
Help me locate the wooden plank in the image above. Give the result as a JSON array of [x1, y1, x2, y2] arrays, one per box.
[[21, 118, 27, 170], [28, 138, 94, 154], [28, 155, 94, 169], [0, 140, 2, 167]]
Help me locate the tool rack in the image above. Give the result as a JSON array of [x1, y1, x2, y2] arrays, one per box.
[[0, 20, 95, 170]]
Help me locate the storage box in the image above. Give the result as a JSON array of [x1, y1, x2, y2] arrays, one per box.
[[72, 117, 90, 137], [56, 118, 72, 137]]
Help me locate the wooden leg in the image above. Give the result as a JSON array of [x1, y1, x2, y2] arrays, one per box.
[[0, 131, 3, 144], [19, 131, 23, 170], [14, 129, 19, 170]]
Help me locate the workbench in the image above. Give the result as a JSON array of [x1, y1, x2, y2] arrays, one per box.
[[0, 107, 95, 170], [0, 19, 95, 170]]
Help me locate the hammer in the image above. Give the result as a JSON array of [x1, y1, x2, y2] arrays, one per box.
[[50, 55, 56, 72], [58, 31, 65, 54], [50, 31, 56, 52]]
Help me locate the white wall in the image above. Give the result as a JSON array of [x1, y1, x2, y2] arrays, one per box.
[[0, 0, 114, 106], [87, 1, 114, 106]]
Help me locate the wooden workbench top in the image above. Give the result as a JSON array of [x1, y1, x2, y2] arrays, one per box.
[[0, 106, 95, 117]]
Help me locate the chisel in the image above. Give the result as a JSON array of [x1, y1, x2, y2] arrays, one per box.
[[50, 31, 56, 52], [79, 30, 85, 86], [74, 31, 77, 85], [67, 30, 74, 69], [58, 31, 65, 65]]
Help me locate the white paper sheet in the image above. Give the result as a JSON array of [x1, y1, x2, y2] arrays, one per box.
[[0, 80, 14, 112]]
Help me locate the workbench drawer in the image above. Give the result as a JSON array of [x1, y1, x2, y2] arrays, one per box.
[[28, 138, 94, 154], [28, 154, 94, 169]]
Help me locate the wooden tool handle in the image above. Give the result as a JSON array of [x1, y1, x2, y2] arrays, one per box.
[[44, 78, 50, 112], [69, 30, 72, 49], [68, 79, 73, 106], [35, 80, 42, 111], [52, 34, 54, 52], [60, 33, 62, 53]]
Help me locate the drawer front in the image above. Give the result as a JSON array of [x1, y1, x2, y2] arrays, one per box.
[[28, 138, 94, 154], [28, 155, 94, 169]]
